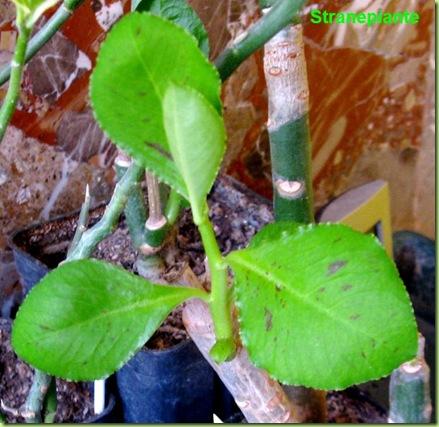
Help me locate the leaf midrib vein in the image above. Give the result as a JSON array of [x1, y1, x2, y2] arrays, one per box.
[[233, 256, 380, 343]]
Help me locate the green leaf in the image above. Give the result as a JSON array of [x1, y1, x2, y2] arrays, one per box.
[[135, 0, 209, 56], [163, 84, 226, 223], [90, 12, 221, 198], [227, 222, 418, 390], [12, 259, 206, 381]]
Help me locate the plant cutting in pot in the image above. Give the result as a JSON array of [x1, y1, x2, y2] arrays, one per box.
[[0, 0, 429, 423]]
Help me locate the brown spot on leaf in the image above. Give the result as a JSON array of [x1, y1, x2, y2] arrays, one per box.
[[361, 351, 367, 359], [350, 314, 360, 320], [327, 260, 347, 275], [318, 287, 326, 293], [275, 284, 282, 292], [341, 284, 353, 291], [371, 339, 376, 348], [264, 308, 273, 331], [38, 324, 53, 331]]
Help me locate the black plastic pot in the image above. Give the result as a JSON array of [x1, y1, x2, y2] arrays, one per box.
[[8, 208, 122, 423], [10, 206, 105, 296], [116, 339, 215, 423], [9, 207, 244, 424]]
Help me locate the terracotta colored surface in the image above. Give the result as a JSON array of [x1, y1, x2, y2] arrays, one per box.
[[224, 0, 434, 239]]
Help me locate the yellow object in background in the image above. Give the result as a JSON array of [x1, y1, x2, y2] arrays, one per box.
[[318, 180, 393, 257]]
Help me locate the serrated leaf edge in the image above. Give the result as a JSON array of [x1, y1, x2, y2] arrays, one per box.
[[12, 259, 205, 381], [229, 222, 418, 390]]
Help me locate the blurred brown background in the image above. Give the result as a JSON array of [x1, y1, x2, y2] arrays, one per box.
[[0, 0, 434, 266]]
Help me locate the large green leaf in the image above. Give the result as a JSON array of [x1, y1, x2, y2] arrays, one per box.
[[12, 259, 206, 380], [163, 84, 225, 223], [226, 222, 418, 390], [134, 0, 209, 56], [90, 12, 221, 198]]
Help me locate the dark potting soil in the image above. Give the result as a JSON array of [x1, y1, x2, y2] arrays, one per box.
[[3, 176, 387, 423], [0, 319, 94, 423]]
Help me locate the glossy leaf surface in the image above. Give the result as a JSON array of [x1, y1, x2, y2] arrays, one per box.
[[163, 84, 225, 223], [227, 222, 418, 390], [90, 12, 221, 197], [135, 0, 209, 55], [12, 259, 205, 380]]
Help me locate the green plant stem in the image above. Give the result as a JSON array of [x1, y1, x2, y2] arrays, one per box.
[[164, 189, 182, 225], [23, 370, 51, 423], [23, 162, 144, 422], [261, 13, 313, 223], [67, 184, 90, 257], [114, 162, 148, 250], [269, 116, 314, 223], [214, 0, 306, 81], [0, 20, 30, 142], [259, 2, 326, 421], [196, 205, 235, 362], [68, 162, 144, 260], [42, 379, 57, 423], [0, 0, 84, 86], [389, 335, 432, 423], [144, 172, 168, 249]]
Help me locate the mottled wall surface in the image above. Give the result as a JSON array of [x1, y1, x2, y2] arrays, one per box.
[[0, 0, 435, 252], [222, 0, 435, 239]]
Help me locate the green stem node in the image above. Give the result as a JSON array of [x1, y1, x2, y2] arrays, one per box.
[[68, 162, 144, 260], [196, 205, 235, 362]]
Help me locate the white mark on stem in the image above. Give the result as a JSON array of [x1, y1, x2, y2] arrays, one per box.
[[275, 179, 304, 199]]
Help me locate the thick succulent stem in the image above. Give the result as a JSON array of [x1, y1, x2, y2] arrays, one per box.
[[114, 154, 149, 251], [67, 162, 144, 260], [260, 3, 326, 421], [144, 172, 168, 250], [389, 335, 432, 423], [263, 16, 313, 223], [0, 0, 84, 86], [0, 17, 30, 142], [215, 0, 306, 81], [67, 184, 90, 256], [42, 378, 57, 423], [22, 370, 51, 423]]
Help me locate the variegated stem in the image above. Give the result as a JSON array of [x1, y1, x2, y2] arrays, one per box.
[[389, 335, 432, 423], [263, 16, 313, 223], [260, 3, 326, 421]]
